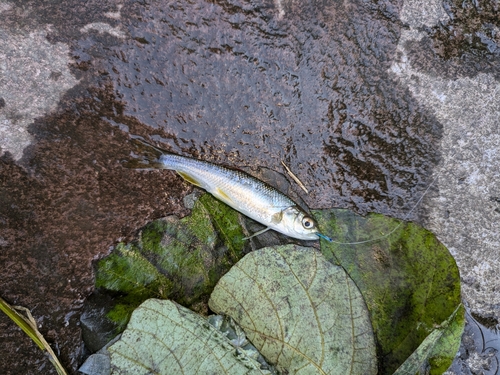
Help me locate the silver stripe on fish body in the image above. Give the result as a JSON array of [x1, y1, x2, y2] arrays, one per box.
[[126, 138, 321, 241]]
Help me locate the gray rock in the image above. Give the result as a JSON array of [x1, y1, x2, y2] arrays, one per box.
[[79, 335, 121, 375], [392, 0, 500, 371], [0, 25, 78, 160]]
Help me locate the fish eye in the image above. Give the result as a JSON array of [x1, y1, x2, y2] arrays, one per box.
[[302, 217, 315, 229]]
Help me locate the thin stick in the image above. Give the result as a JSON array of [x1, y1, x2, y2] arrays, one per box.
[[281, 161, 309, 194]]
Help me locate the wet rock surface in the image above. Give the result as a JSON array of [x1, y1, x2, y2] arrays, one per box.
[[0, 0, 498, 374], [390, 0, 500, 372], [0, 90, 192, 373], [101, 0, 441, 215], [407, 0, 500, 80], [449, 311, 500, 375]]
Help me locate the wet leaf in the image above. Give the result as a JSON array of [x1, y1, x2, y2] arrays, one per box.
[[95, 193, 247, 330], [425, 305, 466, 374], [94, 196, 462, 374], [393, 305, 465, 375], [208, 244, 377, 375], [314, 209, 464, 374], [107, 299, 270, 375], [206, 315, 278, 373]]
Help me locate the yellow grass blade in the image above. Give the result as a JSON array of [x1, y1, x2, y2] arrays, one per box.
[[0, 297, 68, 375]]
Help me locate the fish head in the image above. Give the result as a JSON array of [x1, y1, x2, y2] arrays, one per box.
[[280, 206, 320, 240]]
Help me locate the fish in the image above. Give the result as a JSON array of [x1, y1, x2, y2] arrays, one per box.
[[125, 137, 332, 241]]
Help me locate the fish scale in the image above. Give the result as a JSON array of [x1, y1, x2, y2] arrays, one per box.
[[160, 153, 294, 223]]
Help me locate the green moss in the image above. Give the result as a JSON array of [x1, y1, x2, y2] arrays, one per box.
[[95, 194, 248, 331], [95, 243, 173, 297], [105, 293, 150, 332], [186, 194, 246, 260], [393, 305, 465, 375], [427, 305, 465, 375]]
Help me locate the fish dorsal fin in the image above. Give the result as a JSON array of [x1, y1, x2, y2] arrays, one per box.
[[271, 210, 284, 224], [177, 171, 202, 187]]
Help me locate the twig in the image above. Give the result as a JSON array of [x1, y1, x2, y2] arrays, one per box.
[[281, 161, 309, 194]]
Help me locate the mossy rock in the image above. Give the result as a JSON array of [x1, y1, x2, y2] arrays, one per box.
[[95, 193, 248, 330]]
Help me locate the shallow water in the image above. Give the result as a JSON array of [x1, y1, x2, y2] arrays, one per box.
[[98, 0, 442, 216]]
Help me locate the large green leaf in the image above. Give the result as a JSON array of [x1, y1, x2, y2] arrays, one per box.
[[95, 194, 247, 330], [314, 209, 463, 374], [107, 299, 270, 375], [208, 244, 377, 375]]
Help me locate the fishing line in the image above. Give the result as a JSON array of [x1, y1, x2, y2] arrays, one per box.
[[317, 173, 440, 245]]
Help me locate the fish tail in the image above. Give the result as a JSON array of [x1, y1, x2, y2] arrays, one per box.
[[123, 137, 167, 169]]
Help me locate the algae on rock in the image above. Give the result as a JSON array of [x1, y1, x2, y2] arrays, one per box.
[[95, 193, 247, 330]]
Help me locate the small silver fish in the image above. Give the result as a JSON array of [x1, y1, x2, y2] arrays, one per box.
[[126, 138, 330, 241]]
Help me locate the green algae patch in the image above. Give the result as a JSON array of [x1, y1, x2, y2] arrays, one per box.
[[313, 209, 463, 375], [107, 299, 270, 375], [209, 244, 377, 375], [95, 193, 247, 330]]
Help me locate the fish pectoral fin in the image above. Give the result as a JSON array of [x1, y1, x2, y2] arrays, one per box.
[[271, 210, 284, 224], [177, 171, 202, 187], [243, 227, 271, 240]]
